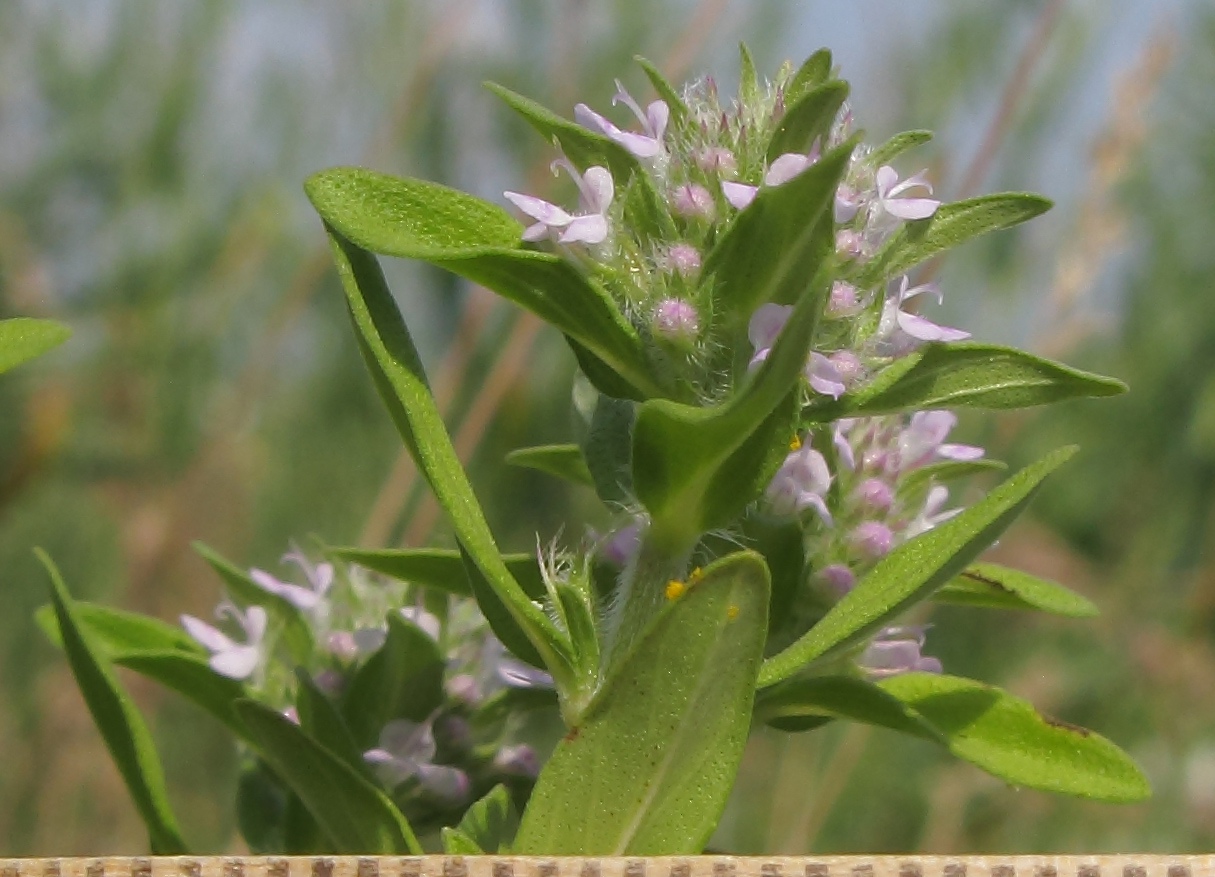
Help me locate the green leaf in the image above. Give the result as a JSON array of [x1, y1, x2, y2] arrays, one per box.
[[933, 562, 1098, 617], [506, 444, 594, 487], [806, 343, 1126, 419], [341, 612, 445, 749], [0, 318, 71, 375], [632, 266, 820, 546], [759, 446, 1077, 687], [192, 541, 313, 660], [38, 551, 188, 854], [36, 601, 203, 658], [305, 168, 658, 399], [756, 675, 939, 737], [295, 669, 367, 773], [513, 551, 769, 855], [868, 130, 933, 167], [704, 136, 856, 321], [331, 546, 543, 600], [234, 699, 421, 853], [737, 43, 761, 107], [114, 650, 248, 738], [766, 80, 848, 160], [485, 82, 640, 180], [461, 544, 545, 670], [453, 784, 520, 853], [318, 228, 574, 687], [583, 394, 636, 505], [857, 192, 1053, 287], [879, 672, 1150, 801], [633, 56, 687, 120], [568, 337, 648, 402], [786, 48, 832, 105], [236, 762, 287, 853]]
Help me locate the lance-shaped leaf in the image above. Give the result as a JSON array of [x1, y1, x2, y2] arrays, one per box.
[[305, 168, 659, 399], [506, 444, 594, 487], [868, 130, 933, 167], [234, 699, 421, 854], [513, 551, 769, 855], [0, 317, 71, 375], [759, 446, 1076, 688], [879, 672, 1150, 801], [319, 229, 574, 685], [786, 48, 833, 105], [39, 551, 189, 854], [330, 547, 544, 601], [737, 43, 761, 107], [485, 83, 639, 180], [756, 674, 940, 736], [632, 272, 821, 548], [856, 192, 1052, 287], [704, 137, 855, 322], [766, 79, 849, 160], [36, 601, 204, 658], [295, 669, 367, 774], [897, 458, 1006, 496], [805, 343, 1126, 419], [933, 562, 1098, 617], [633, 56, 688, 121], [192, 541, 313, 660], [115, 650, 249, 739], [342, 612, 445, 749]]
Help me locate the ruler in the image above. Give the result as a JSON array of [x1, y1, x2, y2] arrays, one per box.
[[0, 858, 1210, 877]]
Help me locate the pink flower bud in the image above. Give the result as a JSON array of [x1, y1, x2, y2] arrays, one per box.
[[672, 183, 715, 220], [851, 521, 894, 558], [828, 350, 863, 386], [819, 563, 856, 597], [856, 477, 894, 511], [696, 146, 737, 176], [663, 243, 701, 275], [827, 281, 860, 317], [653, 298, 700, 342]]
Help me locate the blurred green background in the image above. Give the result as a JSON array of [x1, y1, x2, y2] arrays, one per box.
[[2, 0, 1213, 856]]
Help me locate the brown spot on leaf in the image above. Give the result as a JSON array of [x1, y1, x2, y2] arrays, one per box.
[[1042, 712, 1091, 736]]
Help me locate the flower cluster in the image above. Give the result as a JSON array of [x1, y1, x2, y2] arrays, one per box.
[[181, 546, 546, 817], [502, 63, 980, 678]]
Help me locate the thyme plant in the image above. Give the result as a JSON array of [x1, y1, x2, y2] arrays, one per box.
[[34, 48, 1148, 856]]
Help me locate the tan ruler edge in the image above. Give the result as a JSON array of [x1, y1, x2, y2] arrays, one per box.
[[0, 857, 1212, 877]]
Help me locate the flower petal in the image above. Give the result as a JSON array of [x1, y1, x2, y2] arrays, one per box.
[[579, 166, 615, 212], [209, 644, 261, 680], [558, 213, 608, 244], [805, 352, 846, 399], [896, 309, 970, 342], [765, 152, 811, 186], [503, 191, 572, 227], [180, 614, 234, 653], [884, 197, 940, 220], [722, 180, 758, 210]]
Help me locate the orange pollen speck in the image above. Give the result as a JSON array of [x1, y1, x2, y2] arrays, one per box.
[[727, 605, 740, 619], [789, 434, 802, 451], [688, 567, 704, 583], [665, 579, 686, 600]]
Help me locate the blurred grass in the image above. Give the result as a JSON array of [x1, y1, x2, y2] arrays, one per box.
[[2, 0, 1213, 857]]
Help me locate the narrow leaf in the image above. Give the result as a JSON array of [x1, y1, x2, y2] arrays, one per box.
[[305, 168, 657, 398], [296, 669, 367, 773], [36, 601, 203, 658], [506, 444, 594, 487], [933, 562, 1098, 617], [756, 675, 939, 737], [868, 130, 933, 167], [514, 551, 769, 855], [880, 672, 1150, 801], [897, 458, 1006, 496], [857, 192, 1052, 287], [704, 137, 856, 320], [485, 82, 640, 180], [341, 612, 445, 749], [454, 783, 520, 853], [766, 80, 848, 160], [331, 546, 544, 600], [234, 699, 421, 853], [760, 446, 1077, 687], [0, 317, 71, 375], [441, 828, 483, 854], [806, 342, 1126, 419], [632, 267, 821, 546], [786, 48, 832, 104], [319, 229, 573, 683], [633, 56, 688, 120], [738, 44, 761, 107], [39, 551, 189, 854], [115, 650, 248, 739]]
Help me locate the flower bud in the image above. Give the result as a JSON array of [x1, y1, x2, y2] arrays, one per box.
[[662, 242, 701, 275], [494, 744, 540, 778], [819, 563, 856, 597], [653, 298, 700, 343], [826, 281, 860, 317], [856, 477, 894, 512], [696, 146, 737, 176], [851, 520, 894, 558], [327, 630, 358, 661], [671, 183, 715, 220]]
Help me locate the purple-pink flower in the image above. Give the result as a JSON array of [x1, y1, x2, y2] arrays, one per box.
[[575, 81, 668, 159], [877, 274, 970, 348], [504, 159, 614, 244], [874, 165, 940, 221]]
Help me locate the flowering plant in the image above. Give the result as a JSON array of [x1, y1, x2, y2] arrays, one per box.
[[34, 47, 1147, 856]]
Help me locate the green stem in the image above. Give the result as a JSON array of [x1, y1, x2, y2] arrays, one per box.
[[607, 527, 693, 669]]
